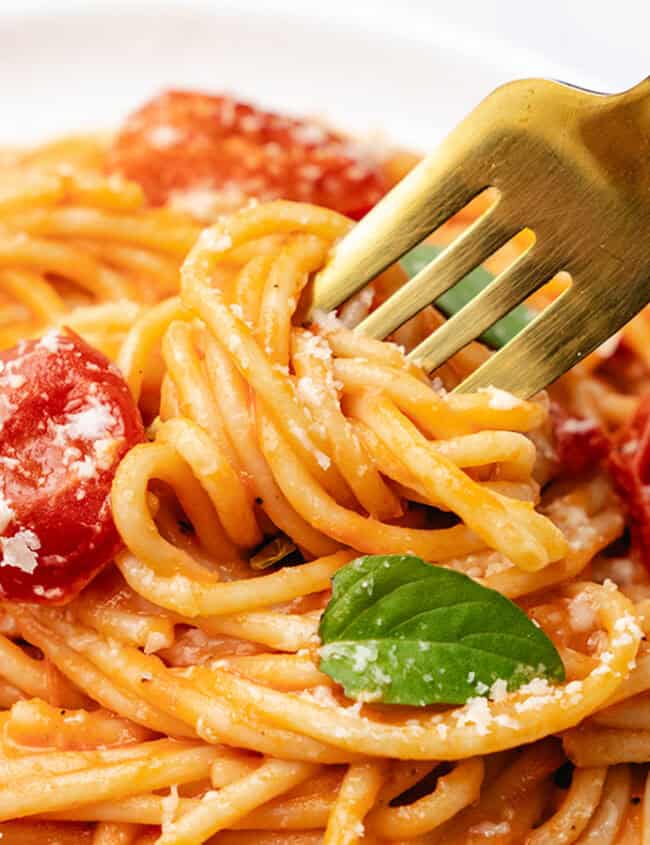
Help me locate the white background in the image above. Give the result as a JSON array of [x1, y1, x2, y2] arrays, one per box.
[[1, 0, 647, 147], [2, 0, 647, 86]]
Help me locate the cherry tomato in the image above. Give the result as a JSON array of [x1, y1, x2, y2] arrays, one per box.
[[610, 394, 650, 568], [107, 90, 388, 219], [550, 403, 610, 477], [0, 330, 144, 603]]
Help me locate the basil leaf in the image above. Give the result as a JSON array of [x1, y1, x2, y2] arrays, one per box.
[[319, 555, 564, 706], [401, 245, 535, 349]]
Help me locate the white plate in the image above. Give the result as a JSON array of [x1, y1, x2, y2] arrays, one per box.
[[0, 0, 599, 150]]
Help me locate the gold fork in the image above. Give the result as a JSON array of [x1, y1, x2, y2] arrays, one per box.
[[307, 77, 650, 398]]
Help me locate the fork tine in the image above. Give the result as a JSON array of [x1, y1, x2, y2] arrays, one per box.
[[354, 203, 518, 339], [307, 147, 487, 315], [454, 274, 650, 398], [407, 248, 562, 372]]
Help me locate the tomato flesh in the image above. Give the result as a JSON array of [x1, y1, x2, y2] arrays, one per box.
[[107, 90, 388, 219], [610, 394, 650, 569], [550, 403, 610, 477], [0, 330, 144, 603]]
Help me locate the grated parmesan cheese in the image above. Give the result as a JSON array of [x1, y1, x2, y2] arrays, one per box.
[[229, 304, 254, 329], [469, 820, 511, 838], [170, 186, 235, 218], [489, 679, 508, 702], [299, 333, 333, 362], [62, 446, 82, 466], [198, 229, 233, 253], [65, 399, 116, 441], [296, 376, 325, 406], [32, 585, 63, 599], [311, 309, 344, 331], [0, 530, 40, 574], [349, 643, 378, 673], [613, 613, 643, 644], [339, 286, 374, 328], [5, 373, 25, 389], [568, 594, 597, 632], [148, 125, 182, 148], [287, 420, 331, 470], [494, 714, 520, 729], [38, 330, 62, 353], [160, 784, 180, 833], [0, 395, 16, 431], [454, 696, 493, 735], [94, 437, 121, 470], [71, 455, 97, 480], [479, 386, 522, 410]]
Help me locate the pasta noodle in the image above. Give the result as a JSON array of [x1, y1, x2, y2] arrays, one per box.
[[0, 94, 649, 844]]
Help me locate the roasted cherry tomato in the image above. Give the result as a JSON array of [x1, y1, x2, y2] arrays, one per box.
[[610, 394, 650, 568], [107, 90, 388, 219], [550, 403, 610, 477], [0, 330, 144, 603]]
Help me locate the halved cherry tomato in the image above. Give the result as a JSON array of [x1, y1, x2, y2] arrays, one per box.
[[550, 403, 610, 477], [107, 90, 388, 219], [610, 394, 650, 568], [0, 330, 144, 603]]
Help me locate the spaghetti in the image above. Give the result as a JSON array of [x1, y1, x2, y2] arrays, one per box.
[[0, 90, 649, 844]]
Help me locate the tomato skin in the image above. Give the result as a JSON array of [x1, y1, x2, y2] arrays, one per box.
[[550, 403, 610, 477], [0, 330, 144, 603], [610, 394, 650, 568], [107, 90, 388, 219]]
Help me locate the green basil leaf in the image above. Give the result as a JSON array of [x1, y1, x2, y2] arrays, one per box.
[[400, 244, 535, 349], [318, 555, 564, 706]]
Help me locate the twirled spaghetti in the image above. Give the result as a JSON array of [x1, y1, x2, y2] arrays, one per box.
[[0, 91, 649, 845]]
